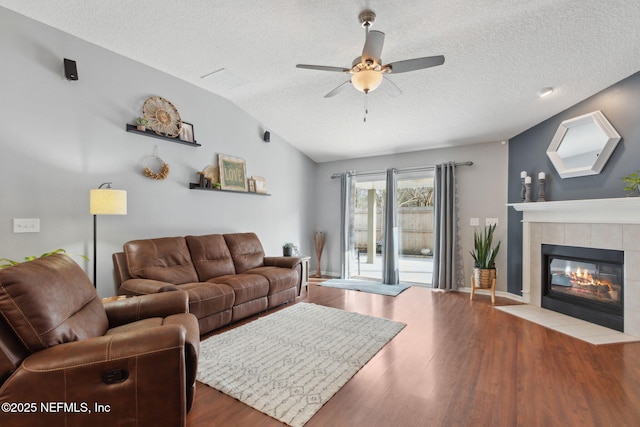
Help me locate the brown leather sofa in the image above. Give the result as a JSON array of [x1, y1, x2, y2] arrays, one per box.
[[113, 232, 301, 335], [0, 254, 199, 427]]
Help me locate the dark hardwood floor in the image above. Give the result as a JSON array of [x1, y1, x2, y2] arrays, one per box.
[[187, 281, 640, 427]]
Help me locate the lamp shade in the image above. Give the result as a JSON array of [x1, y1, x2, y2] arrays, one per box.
[[90, 188, 127, 215], [351, 70, 383, 93]]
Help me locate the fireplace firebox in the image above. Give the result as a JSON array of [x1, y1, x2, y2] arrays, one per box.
[[541, 244, 623, 331]]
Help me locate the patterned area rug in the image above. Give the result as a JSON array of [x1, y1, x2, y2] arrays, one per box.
[[197, 303, 405, 427], [318, 278, 411, 296]]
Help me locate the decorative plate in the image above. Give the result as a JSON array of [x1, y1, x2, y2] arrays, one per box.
[[202, 165, 219, 183], [142, 96, 182, 137]]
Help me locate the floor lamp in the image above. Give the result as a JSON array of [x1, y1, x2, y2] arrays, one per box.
[[90, 182, 127, 287]]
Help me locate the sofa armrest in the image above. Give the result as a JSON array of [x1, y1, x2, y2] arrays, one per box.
[[264, 256, 302, 269], [20, 324, 185, 370], [1, 325, 188, 426], [119, 278, 180, 295], [104, 291, 189, 328]]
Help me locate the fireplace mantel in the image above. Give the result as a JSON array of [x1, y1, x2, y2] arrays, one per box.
[[508, 197, 640, 224]]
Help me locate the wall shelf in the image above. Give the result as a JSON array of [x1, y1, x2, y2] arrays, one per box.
[[189, 183, 270, 196], [126, 124, 201, 147]]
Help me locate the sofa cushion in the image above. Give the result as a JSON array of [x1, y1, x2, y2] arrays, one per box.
[[245, 266, 299, 295], [125, 237, 199, 284], [0, 254, 108, 352], [176, 282, 235, 322], [185, 234, 236, 280], [209, 274, 269, 305], [223, 232, 265, 273]]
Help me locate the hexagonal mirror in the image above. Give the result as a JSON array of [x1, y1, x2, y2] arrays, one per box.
[[546, 110, 621, 179]]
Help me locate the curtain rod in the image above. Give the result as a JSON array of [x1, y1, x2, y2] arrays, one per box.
[[330, 161, 473, 179]]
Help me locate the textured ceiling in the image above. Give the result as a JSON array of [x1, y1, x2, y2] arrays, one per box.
[[3, 1, 640, 162]]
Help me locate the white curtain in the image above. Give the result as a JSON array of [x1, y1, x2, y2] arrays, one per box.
[[339, 172, 353, 279], [382, 168, 399, 284], [432, 162, 461, 290]]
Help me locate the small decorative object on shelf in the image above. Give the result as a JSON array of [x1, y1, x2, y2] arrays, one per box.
[[218, 154, 248, 192], [524, 176, 532, 202], [202, 165, 219, 183], [520, 171, 527, 202], [248, 178, 256, 192], [252, 176, 267, 194], [135, 116, 148, 131], [179, 122, 195, 143], [622, 170, 640, 196], [537, 172, 546, 202], [142, 96, 182, 138]]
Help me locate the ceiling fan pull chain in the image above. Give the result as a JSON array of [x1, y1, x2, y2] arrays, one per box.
[[364, 93, 368, 122]]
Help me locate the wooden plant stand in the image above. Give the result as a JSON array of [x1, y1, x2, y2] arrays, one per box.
[[470, 274, 496, 304]]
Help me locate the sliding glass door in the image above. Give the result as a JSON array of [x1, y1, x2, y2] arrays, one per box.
[[350, 176, 385, 280], [395, 173, 434, 286], [348, 172, 434, 286]]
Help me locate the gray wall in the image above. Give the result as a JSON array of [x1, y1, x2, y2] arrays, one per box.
[[0, 8, 317, 297], [315, 141, 509, 292], [507, 71, 640, 295]]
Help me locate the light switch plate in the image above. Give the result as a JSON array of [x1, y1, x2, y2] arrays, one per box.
[[13, 218, 40, 233], [485, 218, 499, 226], [470, 218, 480, 226]]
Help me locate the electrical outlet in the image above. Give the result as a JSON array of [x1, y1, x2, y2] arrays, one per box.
[[13, 218, 40, 233], [470, 218, 480, 226], [485, 218, 499, 226]]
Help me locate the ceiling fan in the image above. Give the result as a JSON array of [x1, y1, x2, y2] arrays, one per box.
[[296, 10, 445, 98]]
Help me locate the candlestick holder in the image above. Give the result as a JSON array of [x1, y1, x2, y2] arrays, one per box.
[[524, 182, 532, 203], [537, 178, 546, 202], [520, 178, 526, 202]]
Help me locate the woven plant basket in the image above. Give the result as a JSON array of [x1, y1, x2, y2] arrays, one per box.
[[473, 268, 496, 289]]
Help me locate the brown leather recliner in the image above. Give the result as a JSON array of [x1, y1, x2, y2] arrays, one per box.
[[0, 254, 199, 427]]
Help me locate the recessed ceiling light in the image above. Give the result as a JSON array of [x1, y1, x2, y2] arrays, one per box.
[[538, 87, 554, 98]]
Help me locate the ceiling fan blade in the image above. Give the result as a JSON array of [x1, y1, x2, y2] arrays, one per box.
[[324, 81, 351, 98], [380, 77, 402, 97], [362, 30, 385, 62], [386, 55, 445, 74], [296, 64, 350, 72]]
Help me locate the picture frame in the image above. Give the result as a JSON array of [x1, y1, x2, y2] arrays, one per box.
[[252, 176, 267, 194], [248, 178, 256, 193], [179, 122, 195, 143], [218, 154, 248, 191]]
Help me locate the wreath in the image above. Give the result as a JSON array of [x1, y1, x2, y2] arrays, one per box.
[[143, 156, 170, 180]]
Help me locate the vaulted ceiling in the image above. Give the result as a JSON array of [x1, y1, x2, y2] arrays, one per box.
[[2, 1, 639, 162]]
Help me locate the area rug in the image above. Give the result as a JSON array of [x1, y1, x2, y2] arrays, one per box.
[[197, 303, 405, 427], [318, 278, 411, 296]]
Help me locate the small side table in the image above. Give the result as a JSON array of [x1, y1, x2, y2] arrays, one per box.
[[298, 256, 310, 296]]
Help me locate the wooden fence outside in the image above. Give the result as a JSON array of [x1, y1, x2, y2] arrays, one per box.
[[353, 206, 434, 254]]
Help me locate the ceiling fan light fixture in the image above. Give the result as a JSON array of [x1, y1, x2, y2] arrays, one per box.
[[351, 69, 383, 93]]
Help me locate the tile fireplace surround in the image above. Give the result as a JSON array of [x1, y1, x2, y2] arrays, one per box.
[[509, 198, 640, 338]]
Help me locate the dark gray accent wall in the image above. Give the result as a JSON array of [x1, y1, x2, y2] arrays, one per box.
[[507, 71, 640, 295]]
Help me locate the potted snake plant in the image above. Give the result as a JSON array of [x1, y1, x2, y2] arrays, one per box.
[[469, 224, 501, 288]]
